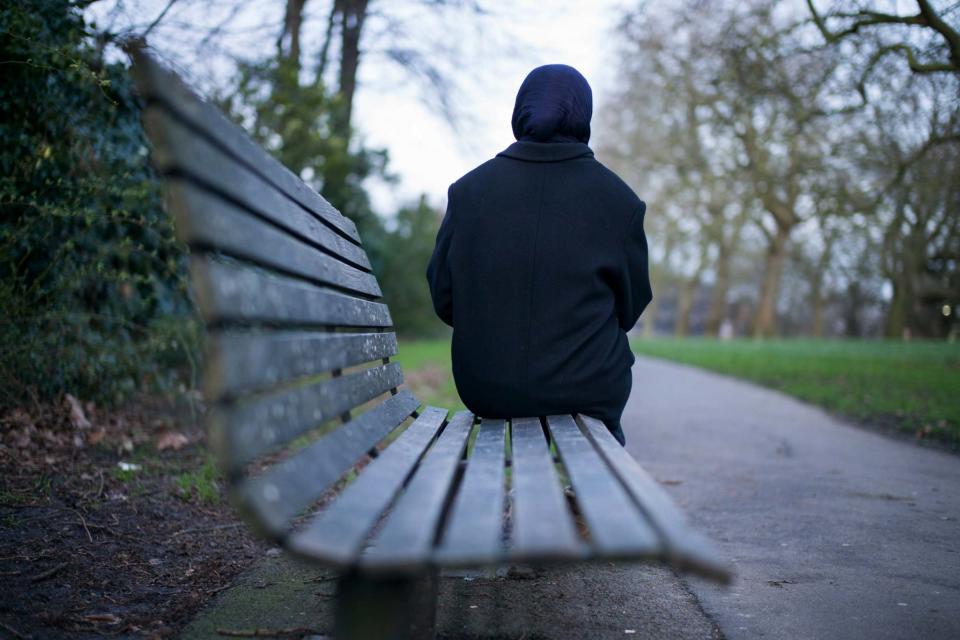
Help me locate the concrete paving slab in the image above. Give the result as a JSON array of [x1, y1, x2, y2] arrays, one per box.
[[180, 556, 720, 639]]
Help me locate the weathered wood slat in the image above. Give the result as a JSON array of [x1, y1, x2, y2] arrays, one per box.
[[206, 331, 398, 400], [546, 415, 660, 556], [363, 411, 474, 570], [578, 415, 731, 582], [211, 363, 403, 469], [147, 112, 368, 271], [287, 407, 449, 565], [235, 390, 421, 537], [508, 418, 582, 561], [130, 48, 360, 243], [434, 418, 507, 566], [191, 257, 392, 329], [165, 179, 379, 297], [169, 180, 380, 297]]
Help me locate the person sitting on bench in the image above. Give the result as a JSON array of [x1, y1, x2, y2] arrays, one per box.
[[426, 63, 652, 446]]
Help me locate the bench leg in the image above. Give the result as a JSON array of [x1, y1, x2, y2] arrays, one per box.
[[333, 569, 439, 640]]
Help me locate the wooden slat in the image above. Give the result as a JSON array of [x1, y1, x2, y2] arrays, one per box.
[[191, 257, 392, 329], [211, 363, 403, 469], [166, 179, 377, 296], [206, 331, 397, 400], [434, 418, 507, 566], [130, 48, 360, 243], [236, 390, 421, 537], [363, 411, 474, 570], [508, 417, 582, 561], [578, 415, 731, 582], [287, 407, 449, 565], [147, 111, 369, 271], [546, 415, 660, 556]]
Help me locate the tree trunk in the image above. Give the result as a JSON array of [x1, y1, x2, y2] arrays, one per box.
[[642, 293, 659, 337], [315, 0, 341, 85], [336, 0, 369, 133], [675, 274, 701, 336], [811, 281, 826, 337], [753, 225, 791, 338], [278, 0, 308, 66], [884, 227, 925, 338], [809, 228, 836, 338], [845, 282, 864, 337], [705, 244, 731, 336], [676, 239, 709, 336], [884, 277, 910, 338], [643, 269, 667, 337], [809, 255, 828, 337]]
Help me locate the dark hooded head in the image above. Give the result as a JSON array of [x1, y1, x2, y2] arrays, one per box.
[[511, 64, 592, 144]]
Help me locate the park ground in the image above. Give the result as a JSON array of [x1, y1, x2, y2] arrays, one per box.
[[1, 337, 957, 637], [180, 345, 960, 639], [0, 395, 265, 638]]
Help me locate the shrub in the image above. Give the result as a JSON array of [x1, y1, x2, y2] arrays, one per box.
[[0, 1, 196, 408]]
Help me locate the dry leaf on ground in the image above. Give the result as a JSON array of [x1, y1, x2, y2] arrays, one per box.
[[156, 431, 189, 451], [65, 394, 91, 430]]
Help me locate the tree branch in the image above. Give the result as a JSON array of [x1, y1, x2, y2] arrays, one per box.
[[141, 0, 178, 38], [806, 0, 959, 73]]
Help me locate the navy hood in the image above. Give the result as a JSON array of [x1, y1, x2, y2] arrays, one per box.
[[511, 64, 592, 144]]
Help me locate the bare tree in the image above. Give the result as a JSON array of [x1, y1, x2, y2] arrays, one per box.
[[806, 0, 960, 75], [600, 0, 956, 338], [272, 0, 492, 138]]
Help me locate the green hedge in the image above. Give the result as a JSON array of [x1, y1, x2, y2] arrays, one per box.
[[0, 1, 196, 407]]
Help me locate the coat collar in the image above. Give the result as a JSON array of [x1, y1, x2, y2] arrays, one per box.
[[496, 141, 594, 163]]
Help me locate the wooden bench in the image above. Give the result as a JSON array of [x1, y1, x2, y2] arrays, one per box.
[[128, 45, 731, 640]]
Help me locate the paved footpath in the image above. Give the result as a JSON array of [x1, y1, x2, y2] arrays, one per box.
[[182, 356, 959, 639], [627, 356, 960, 640]]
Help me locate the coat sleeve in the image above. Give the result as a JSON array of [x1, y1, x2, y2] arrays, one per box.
[[426, 186, 456, 327], [614, 202, 653, 332]]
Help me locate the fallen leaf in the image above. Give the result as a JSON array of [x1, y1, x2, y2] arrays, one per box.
[[65, 394, 91, 430], [81, 613, 121, 624], [156, 431, 189, 451]]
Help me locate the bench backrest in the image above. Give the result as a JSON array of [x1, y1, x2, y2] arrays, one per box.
[[130, 47, 423, 539]]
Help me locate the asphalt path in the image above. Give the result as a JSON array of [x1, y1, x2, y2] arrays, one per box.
[[626, 355, 960, 640]]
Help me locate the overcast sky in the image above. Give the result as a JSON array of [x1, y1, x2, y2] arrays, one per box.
[[352, 0, 626, 214], [90, 0, 627, 216]]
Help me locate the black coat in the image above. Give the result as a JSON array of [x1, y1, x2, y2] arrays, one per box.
[[426, 64, 652, 427]]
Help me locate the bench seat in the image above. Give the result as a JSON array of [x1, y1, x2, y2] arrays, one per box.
[[129, 44, 729, 638]]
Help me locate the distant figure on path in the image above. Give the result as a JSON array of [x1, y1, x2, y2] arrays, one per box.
[[426, 64, 652, 445]]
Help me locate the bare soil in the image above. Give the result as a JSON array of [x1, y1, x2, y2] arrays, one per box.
[[0, 395, 265, 639]]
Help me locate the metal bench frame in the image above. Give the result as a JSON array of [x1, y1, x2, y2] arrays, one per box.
[[129, 45, 730, 640]]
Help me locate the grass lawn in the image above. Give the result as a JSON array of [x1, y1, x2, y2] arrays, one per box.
[[631, 338, 960, 445], [395, 337, 960, 446], [394, 339, 465, 412]]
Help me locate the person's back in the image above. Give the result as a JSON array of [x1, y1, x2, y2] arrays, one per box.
[[427, 64, 652, 445]]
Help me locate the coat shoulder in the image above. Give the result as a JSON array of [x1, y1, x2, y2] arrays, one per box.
[[586, 158, 645, 211], [449, 157, 500, 199]]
